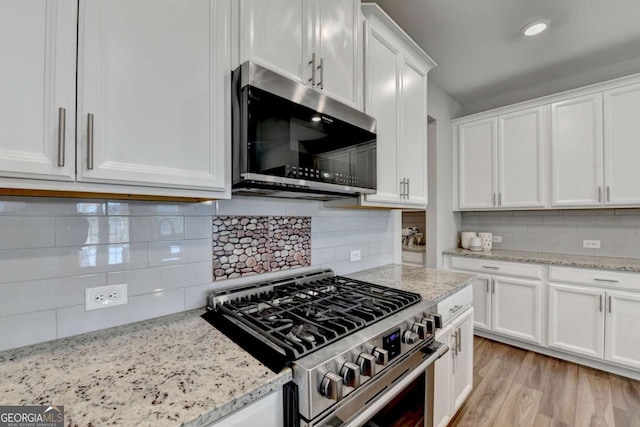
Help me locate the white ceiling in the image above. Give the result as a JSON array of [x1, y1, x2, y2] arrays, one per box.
[[370, 0, 640, 115]]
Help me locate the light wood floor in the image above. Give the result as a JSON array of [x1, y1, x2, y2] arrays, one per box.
[[449, 336, 640, 427]]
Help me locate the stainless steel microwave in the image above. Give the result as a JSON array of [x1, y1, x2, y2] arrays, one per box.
[[232, 62, 377, 200]]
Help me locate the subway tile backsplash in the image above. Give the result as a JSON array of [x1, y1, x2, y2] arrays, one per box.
[[461, 209, 640, 258], [0, 196, 394, 352]]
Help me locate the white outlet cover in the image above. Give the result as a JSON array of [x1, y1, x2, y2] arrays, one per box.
[[492, 235, 502, 243], [85, 283, 128, 311], [583, 239, 601, 249], [350, 250, 362, 262]]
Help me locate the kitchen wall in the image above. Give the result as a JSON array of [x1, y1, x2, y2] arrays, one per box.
[[426, 80, 463, 268], [462, 209, 640, 258], [0, 196, 395, 352]]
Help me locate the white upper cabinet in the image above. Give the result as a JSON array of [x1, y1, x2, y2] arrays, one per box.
[[399, 56, 429, 205], [457, 118, 497, 209], [457, 106, 545, 210], [603, 83, 640, 206], [327, 4, 435, 209], [237, 0, 307, 85], [312, 0, 361, 108], [550, 94, 603, 207], [236, 0, 362, 109], [364, 26, 401, 204], [0, 0, 76, 181], [77, 0, 229, 191], [498, 107, 546, 208]]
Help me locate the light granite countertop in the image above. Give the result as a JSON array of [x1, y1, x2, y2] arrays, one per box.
[[0, 309, 292, 427], [443, 248, 640, 273], [348, 264, 475, 303]]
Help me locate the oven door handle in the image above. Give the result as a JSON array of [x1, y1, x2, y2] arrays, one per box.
[[341, 342, 448, 427]]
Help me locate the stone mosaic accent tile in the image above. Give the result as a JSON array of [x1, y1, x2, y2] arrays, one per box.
[[212, 216, 311, 281]]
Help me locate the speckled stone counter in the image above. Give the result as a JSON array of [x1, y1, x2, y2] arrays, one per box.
[[348, 264, 475, 303], [443, 248, 640, 273], [0, 310, 292, 427]]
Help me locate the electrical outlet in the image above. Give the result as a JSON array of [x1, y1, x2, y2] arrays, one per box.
[[583, 239, 601, 249], [350, 249, 361, 262], [85, 284, 128, 311], [492, 235, 502, 243]]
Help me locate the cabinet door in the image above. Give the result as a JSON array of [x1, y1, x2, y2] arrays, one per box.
[[313, 0, 361, 109], [457, 118, 498, 209], [78, 0, 229, 191], [550, 94, 604, 207], [498, 107, 546, 208], [209, 389, 282, 427], [238, 0, 308, 85], [605, 290, 640, 370], [451, 308, 474, 412], [433, 323, 453, 427], [471, 275, 491, 331], [363, 24, 401, 204], [399, 56, 429, 206], [0, 0, 76, 181], [548, 283, 605, 359], [492, 277, 542, 344], [603, 83, 640, 206]]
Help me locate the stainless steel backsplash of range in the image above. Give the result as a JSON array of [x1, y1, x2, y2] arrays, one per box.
[[232, 62, 377, 200]]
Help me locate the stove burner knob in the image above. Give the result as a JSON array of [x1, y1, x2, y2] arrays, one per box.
[[319, 372, 343, 401], [340, 362, 361, 388], [372, 347, 389, 366], [412, 322, 427, 339], [357, 353, 376, 377], [402, 330, 420, 345], [429, 313, 443, 329]]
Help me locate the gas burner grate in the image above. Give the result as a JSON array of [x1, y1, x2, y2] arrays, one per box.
[[202, 270, 422, 371]]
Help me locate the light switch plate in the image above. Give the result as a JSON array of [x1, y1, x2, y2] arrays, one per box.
[[492, 235, 502, 243], [583, 240, 601, 249], [350, 250, 361, 262]]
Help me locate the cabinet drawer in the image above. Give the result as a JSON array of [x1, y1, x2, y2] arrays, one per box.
[[402, 250, 425, 265], [549, 266, 640, 291], [449, 256, 543, 280], [437, 285, 473, 325]]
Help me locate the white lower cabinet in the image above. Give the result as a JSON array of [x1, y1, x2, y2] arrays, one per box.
[[605, 290, 640, 370], [433, 306, 473, 427], [548, 283, 605, 359], [451, 258, 543, 344], [208, 389, 282, 427], [492, 277, 542, 344]]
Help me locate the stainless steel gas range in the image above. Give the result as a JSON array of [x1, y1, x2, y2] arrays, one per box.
[[202, 269, 448, 427]]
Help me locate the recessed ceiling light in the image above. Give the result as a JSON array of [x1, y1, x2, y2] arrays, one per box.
[[311, 116, 322, 122], [522, 19, 550, 37]]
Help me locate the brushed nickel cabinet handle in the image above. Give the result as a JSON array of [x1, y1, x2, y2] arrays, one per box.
[[317, 57, 324, 90], [498, 192, 502, 206], [449, 304, 463, 315], [456, 327, 462, 352], [87, 113, 94, 170], [492, 279, 495, 294], [486, 280, 489, 293], [406, 178, 410, 199], [598, 187, 602, 203], [599, 294, 603, 312], [57, 107, 66, 167], [594, 278, 619, 283], [482, 265, 499, 270], [493, 193, 496, 206], [609, 296, 612, 314], [308, 53, 317, 86], [607, 186, 611, 202]]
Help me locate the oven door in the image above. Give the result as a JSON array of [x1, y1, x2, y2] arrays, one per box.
[[310, 341, 448, 427]]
